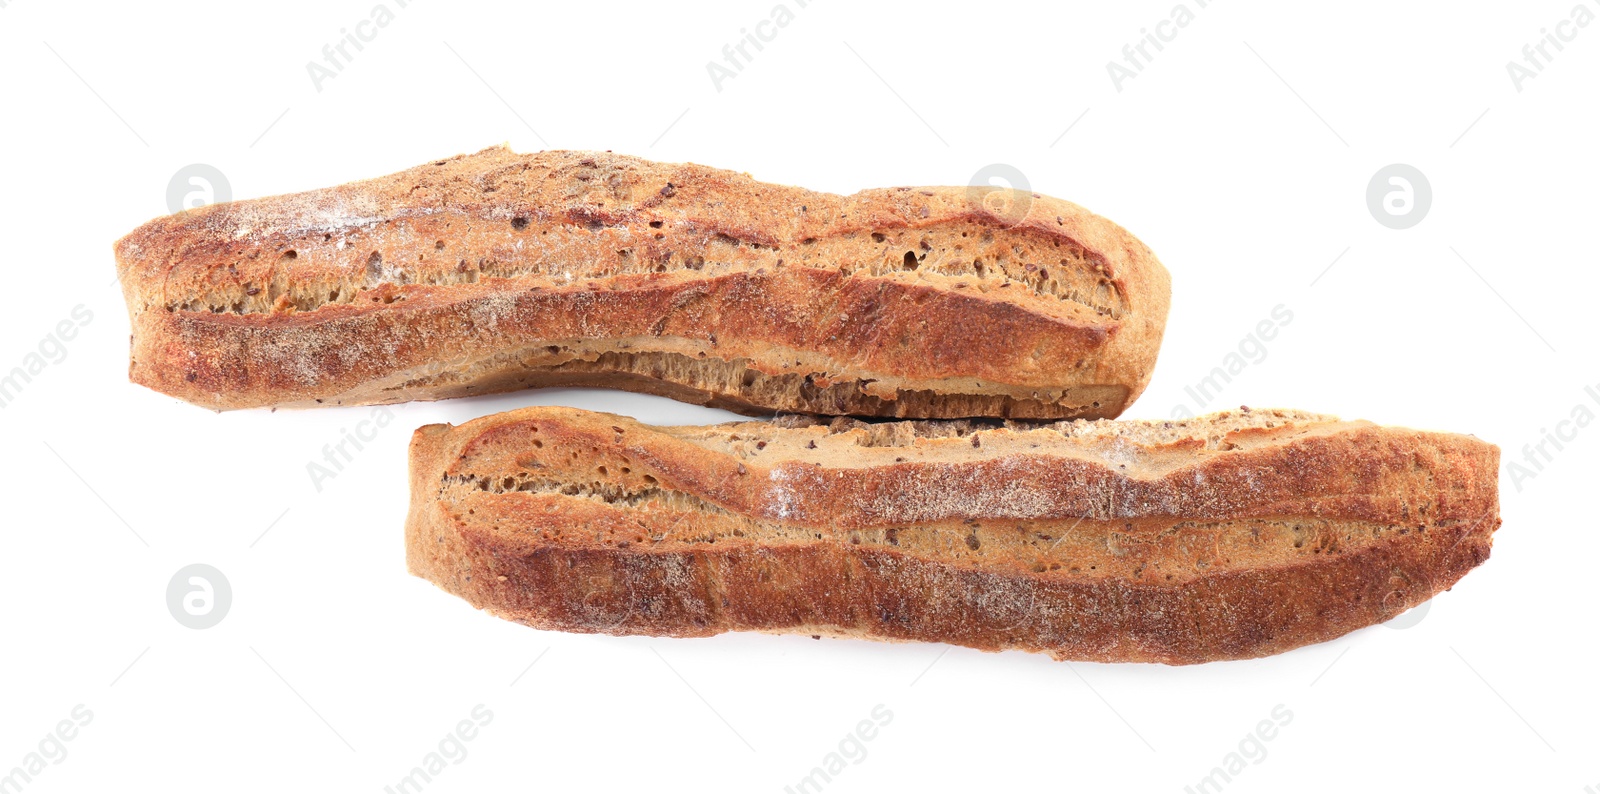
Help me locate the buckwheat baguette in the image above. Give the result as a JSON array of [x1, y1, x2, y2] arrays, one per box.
[[405, 406, 1500, 665], [114, 145, 1169, 417]]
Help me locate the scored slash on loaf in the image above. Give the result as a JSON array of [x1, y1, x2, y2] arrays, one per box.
[[113, 145, 1169, 418], [405, 406, 1500, 664]]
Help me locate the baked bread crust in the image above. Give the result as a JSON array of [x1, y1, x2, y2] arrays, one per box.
[[115, 146, 1169, 417], [405, 406, 1500, 664]]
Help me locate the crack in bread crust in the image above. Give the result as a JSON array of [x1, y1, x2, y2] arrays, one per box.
[[115, 147, 1170, 416], [406, 406, 1501, 664], [147, 213, 1128, 319]]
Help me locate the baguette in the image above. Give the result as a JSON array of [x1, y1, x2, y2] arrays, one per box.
[[405, 406, 1500, 664], [114, 146, 1169, 417]]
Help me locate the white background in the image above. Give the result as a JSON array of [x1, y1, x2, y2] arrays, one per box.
[[1, 1, 1595, 792]]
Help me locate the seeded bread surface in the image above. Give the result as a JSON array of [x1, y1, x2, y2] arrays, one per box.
[[406, 406, 1500, 664], [115, 146, 1170, 417]]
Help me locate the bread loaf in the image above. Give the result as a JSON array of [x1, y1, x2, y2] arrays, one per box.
[[114, 146, 1169, 417], [405, 406, 1499, 664]]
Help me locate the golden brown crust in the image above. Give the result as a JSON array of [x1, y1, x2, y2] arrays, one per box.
[[405, 406, 1500, 664], [115, 146, 1169, 417]]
